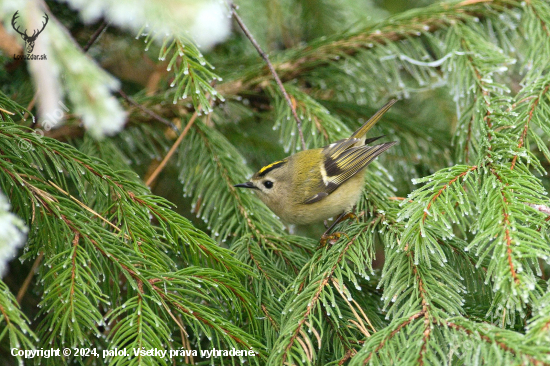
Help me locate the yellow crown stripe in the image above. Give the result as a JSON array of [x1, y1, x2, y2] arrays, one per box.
[[258, 160, 287, 176]]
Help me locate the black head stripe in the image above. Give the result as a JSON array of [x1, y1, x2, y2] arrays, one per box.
[[257, 160, 287, 177]]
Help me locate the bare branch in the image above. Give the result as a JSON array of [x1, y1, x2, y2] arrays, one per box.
[[228, 2, 306, 151], [145, 111, 199, 186], [118, 89, 179, 132], [83, 20, 109, 52]]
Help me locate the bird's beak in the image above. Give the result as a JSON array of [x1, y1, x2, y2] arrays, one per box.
[[234, 182, 257, 189]]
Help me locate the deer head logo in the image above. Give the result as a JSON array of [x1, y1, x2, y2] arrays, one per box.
[[11, 11, 49, 54]]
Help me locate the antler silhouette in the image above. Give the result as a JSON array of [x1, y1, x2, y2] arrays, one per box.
[[32, 13, 49, 39], [11, 11, 49, 54], [11, 11, 27, 38]]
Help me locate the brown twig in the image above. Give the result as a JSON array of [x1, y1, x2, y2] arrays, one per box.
[[332, 279, 371, 337], [83, 21, 109, 52], [511, 84, 549, 170], [145, 112, 199, 186], [16, 252, 44, 303], [47, 180, 127, 236], [229, 2, 306, 151], [118, 89, 179, 132], [490, 168, 520, 285]]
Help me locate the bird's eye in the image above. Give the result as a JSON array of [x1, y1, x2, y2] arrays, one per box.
[[263, 180, 273, 189]]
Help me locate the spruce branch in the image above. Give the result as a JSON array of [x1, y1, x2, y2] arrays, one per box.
[[469, 164, 548, 323], [443, 318, 550, 366], [412, 263, 431, 366], [229, 2, 306, 151], [145, 111, 198, 186], [352, 313, 550, 365], [422, 165, 479, 224], [140, 34, 223, 112], [82, 20, 109, 52], [0, 280, 38, 363], [490, 168, 520, 285], [509, 84, 549, 170], [16, 252, 44, 304], [270, 218, 382, 365], [385, 166, 477, 319], [0, 123, 261, 357], [217, 0, 522, 98], [118, 89, 179, 132], [361, 312, 424, 365]]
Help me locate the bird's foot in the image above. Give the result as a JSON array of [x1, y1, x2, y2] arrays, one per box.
[[319, 231, 350, 247], [318, 211, 357, 248], [340, 212, 357, 223]]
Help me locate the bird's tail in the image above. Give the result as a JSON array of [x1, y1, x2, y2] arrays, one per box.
[[350, 99, 397, 140]]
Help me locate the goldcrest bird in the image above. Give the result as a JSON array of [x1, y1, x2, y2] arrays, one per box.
[[235, 100, 397, 226]]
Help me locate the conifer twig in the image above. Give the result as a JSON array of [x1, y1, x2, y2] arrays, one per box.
[[363, 312, 424, 364], [228, 2, 306, 151], [511, 84, 549, 170], [16, 252, 44, 304], [48, 180, 124, 234], [118, 89, 179, 132], [83, 21, 109, 52], [145, 111, 199, 186]]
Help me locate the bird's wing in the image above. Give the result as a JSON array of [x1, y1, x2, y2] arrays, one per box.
[[303, 141, 397, 204], [322, 137, 362, 160], [322, 135, 385, 160]]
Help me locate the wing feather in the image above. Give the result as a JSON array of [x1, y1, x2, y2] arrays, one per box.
[[303, 141, 397, 204], [323, 138, 362, 160]]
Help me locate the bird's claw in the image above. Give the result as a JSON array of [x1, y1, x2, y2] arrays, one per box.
[[318, 231, 349, 248], [341, 212, 357, 222]]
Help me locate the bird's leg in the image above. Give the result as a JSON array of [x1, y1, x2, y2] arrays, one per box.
[[344, 205, 360, 223], [319, 211, 354, 246], [340, 212, 357, 222]]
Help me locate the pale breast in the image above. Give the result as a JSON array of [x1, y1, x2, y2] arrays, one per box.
[[283, 172, 365, 225]]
